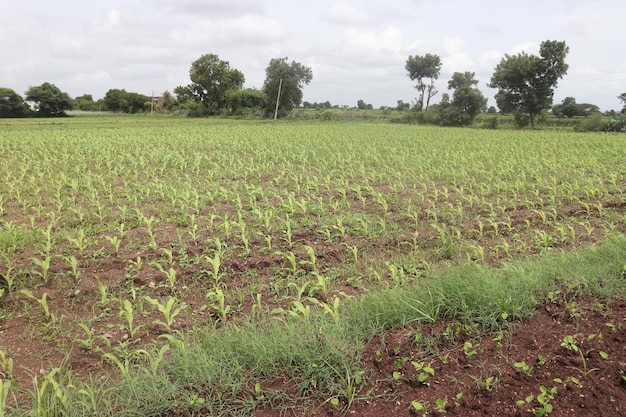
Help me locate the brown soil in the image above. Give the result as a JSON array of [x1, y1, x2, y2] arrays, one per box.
[[251, 299, 626, 417]]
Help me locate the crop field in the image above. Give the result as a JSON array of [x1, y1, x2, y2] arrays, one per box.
[[0, 117, 625, 416]]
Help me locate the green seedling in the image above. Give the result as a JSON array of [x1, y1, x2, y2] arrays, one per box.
[[516, 385, 557, 416], [152, 263, 178, 292], [0, 378, 13, 417], [29, 255, 52, 284], [514, 361, 534, 376], [205, 287, 231, 323], [134, 344, 170, 377], [104, 235, 122, 254], [144, 296, 186, 333], [560, 334, 599, 377], [411, 361, 435, 386], [67, 228, 91, 256], [0, 349, 14, 382], [463, 341, 479, 358], [62, 255, 81, 283], [434, 398, 447, 413], [118, 299, 142, 339], [409, 400, 430, 416], [76, 323, 96, 351], [202, 251, 221, 286]]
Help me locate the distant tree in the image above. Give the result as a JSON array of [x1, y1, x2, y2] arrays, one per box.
[[0, 88, 29, 117], [486, 106, 497, 114], [25, 82, 74, 116], [126, 92, 150, 113], [489, 40, 569, 127], [396, 100, 410, 111], [226, 88, 267, 115], [102, 89, 149, 113], [405, 54, 442, 111], [74, 94, 99, 111], [444, 71, 487, 125], [357, 99, 373, 110], [618, 92, 626, 113], [177, 53, 245, 115], [263, 57, 313, 117], [103, 89, 128, 112], [552, 97, 600, 118], [155, 90, 177, 113]]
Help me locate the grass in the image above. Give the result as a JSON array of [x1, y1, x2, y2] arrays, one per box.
[[10, 233, 622, 417]]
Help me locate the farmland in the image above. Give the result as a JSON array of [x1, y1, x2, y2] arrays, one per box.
[[0, 116, 625, 416]]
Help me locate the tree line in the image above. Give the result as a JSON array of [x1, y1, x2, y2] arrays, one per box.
[[2, 42, 626, 124]]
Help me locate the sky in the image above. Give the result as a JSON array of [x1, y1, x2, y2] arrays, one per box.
[[2, 0, 626, 111]]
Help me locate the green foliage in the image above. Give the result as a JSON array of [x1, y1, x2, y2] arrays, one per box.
[[103, 89, 150, 113], [405, 53, 442, 111], [489, 40, 569, 127], [178, 53, 245, 116], [263, 57, 313, 116], [576, 112, 608, 132], [25, 82, 74, 117], [0, 88, 29, 117]]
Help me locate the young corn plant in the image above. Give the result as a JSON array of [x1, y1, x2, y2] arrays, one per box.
[[29, 255, 52, 285], [144, 296, 186, 333], [118, 299, 142, 340], [205, 287, 231, 323]]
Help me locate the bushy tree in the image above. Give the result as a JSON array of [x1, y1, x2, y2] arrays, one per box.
[[74, 94, 97, 111], [103, 89, 128, 112], [405, 54, 442, 111], [0, 88, 29, 117], [102, 89, 149, 113], [177, 53, 245, 116], [225, 88, 267, 115], [552, 97, 599, 118], [489, 40, 569, 127], [25, 82, 74, 116], [446, 71, 487, 125], [263, 57, 313, 117]]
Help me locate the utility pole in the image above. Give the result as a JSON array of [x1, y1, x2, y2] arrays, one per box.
[[273, 78, 283, 120]]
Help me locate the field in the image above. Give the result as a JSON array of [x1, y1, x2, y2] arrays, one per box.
[[0, 116, 625, 416]]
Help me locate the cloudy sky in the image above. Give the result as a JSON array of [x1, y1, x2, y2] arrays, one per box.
[[2, 0, 625, 111]]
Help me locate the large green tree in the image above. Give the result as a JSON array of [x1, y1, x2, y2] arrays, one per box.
[[489, 40, 569, 127], [0, 88, 29, 117], [263, 57, 313, 117], [74, 94, 99, 111], [405, 53, 442, 111], [25, 82, 74, 116], [178, 53, 245, 115]]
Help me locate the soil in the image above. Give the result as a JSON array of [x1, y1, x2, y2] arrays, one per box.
[[251, 298, 626, 417]]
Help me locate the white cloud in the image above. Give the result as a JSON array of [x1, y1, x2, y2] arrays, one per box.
[[322, 2, 379, 26], [1, 0, 625, 109]]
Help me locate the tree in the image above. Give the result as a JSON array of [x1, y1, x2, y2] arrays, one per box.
[[103, 89, 128, 112], [405, 54, 442, 111], [74, 94, 98, 111], [225, 88, 267, 115], [445, 71, 487, 125], [357, 99, 373, 110], [552, 97, 600, 118], [178, 53, 245, 115], [618, 93, 626, 113], [25, 82, 74, 116], [489, 40, 569, 127], [0, 88, 29, 117], [263, 57, 313, 117]]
